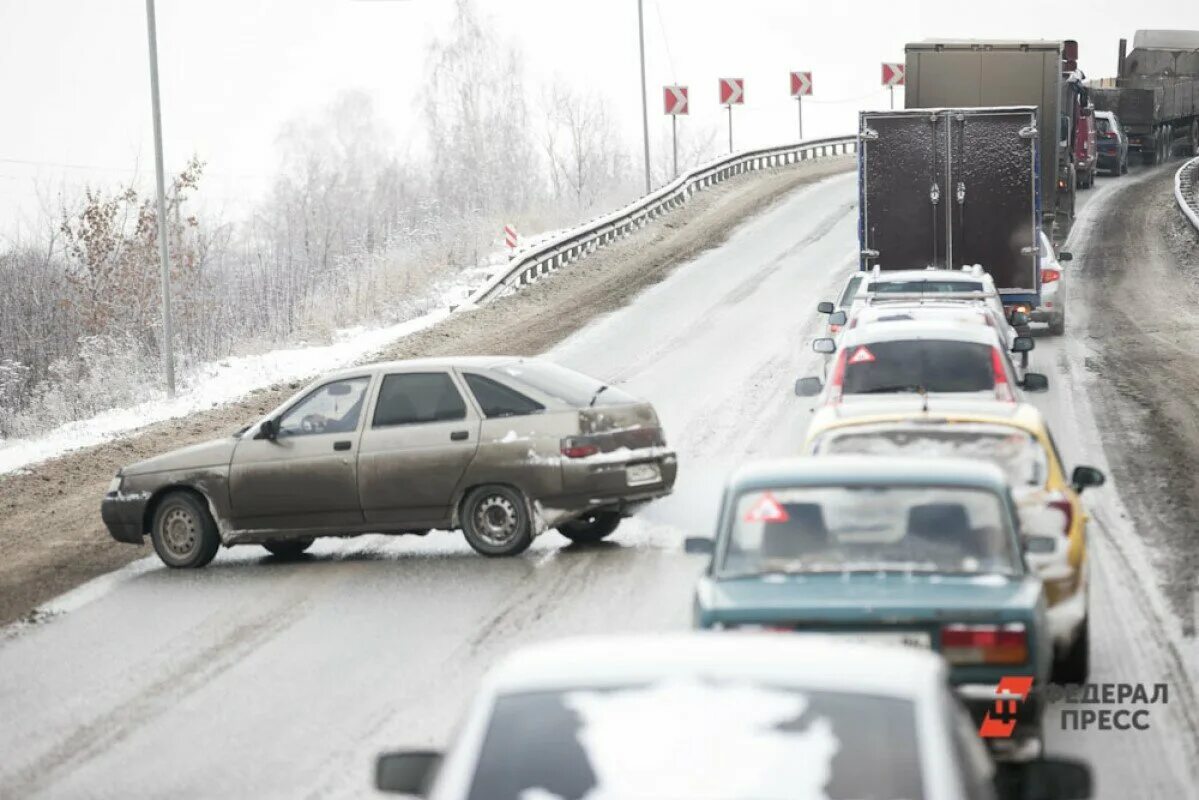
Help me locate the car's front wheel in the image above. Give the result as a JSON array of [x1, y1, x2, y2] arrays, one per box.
[[262, 538, 314, 559], [1053, 617, 1089, 684], [557, 511, 622, 544], [461, 485, 534, 557], [150, 491, 221, 569]]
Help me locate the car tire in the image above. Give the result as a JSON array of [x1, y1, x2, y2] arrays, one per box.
[[1049, 312, 1066, 336], [557, 511, 622, 544], [1120, 154, 1129, 175], [461, 485, 534, 557], [262, 538, 314, 559], [1053, 617, 1089, 685], [150, 491, 221, 569]]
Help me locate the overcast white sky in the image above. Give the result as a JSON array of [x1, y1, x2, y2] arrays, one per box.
[[0, 0, 1193, 240]]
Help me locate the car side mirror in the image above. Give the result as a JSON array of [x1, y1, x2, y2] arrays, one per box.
[[684, 537, 714, 555], [376, 750, 441, 795], [812, 338, 837, 355], [1011, 335, 1035, 353], [827, 310, 848, 326], [1009, 310, 1030, 327], [817, 301, 835, 315], [1022, 373, 1049, 392], [795, 377, 824, 397], [1071, 465, 1105, 493], [1058, 251, 1073, 262], [994, 757, 1093, 800], [256, 418, 279, 440]]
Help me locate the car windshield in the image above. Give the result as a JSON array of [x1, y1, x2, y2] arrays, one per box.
[[841, 340, 996, 395], [497, 362, 635, 407], [467, 682, 924, 800], [719, 485, 1018, 578], [870, 280, 984, 294], [813, 425, 1048, 487]]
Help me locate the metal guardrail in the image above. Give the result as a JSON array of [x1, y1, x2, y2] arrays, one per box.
[[465, 135, 858, 305], [1176, 156, 1199, 232]]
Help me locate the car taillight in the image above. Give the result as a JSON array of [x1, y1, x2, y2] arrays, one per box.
[[1041, 268, 1061, 284], [829, 324, 841, 334], [1048, 496, 1074, 536], [828, 348, 849, 404], [560, 437, 599, 458], [1103, 131, 1117, 139], [991, 347, 1014, 403], [942, 623, 1028, 665]]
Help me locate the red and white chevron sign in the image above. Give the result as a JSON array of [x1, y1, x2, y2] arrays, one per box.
[[882, 62, 906, 86], [663, 85, 689, 115], [719, 78, 744, 106], [503, 224, 517, 249], [790, 71, 813, 97]]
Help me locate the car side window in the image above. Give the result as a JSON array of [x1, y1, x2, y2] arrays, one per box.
[[373, 372, 467, 427], [464, 373, 545, 418], [278, 377, 370, 437]]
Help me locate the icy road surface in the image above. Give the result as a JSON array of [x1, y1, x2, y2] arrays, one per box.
[[1, 168, 1197, 799]]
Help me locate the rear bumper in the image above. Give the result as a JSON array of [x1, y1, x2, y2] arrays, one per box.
[[1097, 152, 1121, 168], [550, 449, 677, 522], [101, 492, 148, 544]]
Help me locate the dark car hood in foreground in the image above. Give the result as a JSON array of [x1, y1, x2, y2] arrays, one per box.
[[121, 437, 238, 478], [698, 571, 1041, 624]]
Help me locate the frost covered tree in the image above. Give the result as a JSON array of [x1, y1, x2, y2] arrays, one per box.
[[542, 79, 634, 213]]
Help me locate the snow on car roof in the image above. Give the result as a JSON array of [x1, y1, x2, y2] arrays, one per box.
[[729, 455, 1011, 495], [808, 398, 1040, 431], [864, 268, 993, 285], [483, 633, 944, 698], [840, 318, 999, 346]]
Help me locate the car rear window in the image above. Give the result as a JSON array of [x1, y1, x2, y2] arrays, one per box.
[[870, 280, 984, 294], [842, 340, 995, 395], [467, 684, 924, 800], [1095, 117, 1111, 135], [496, 361, 634, 407]]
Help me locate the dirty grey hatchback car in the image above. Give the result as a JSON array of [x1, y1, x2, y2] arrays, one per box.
[[102, 357, 677, 567]]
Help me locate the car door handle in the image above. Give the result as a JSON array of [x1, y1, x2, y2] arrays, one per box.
[[450, 430, 469, 441], [333, 441, 352, 451]]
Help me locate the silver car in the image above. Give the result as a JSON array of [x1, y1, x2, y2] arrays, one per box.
[[1031, 231, 1071, 335], [101, 357, 677, 566]]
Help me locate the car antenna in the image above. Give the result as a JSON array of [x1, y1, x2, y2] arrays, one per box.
[[919, 386, 929, 414]]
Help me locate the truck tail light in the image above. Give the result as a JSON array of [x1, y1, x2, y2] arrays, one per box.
[[560, 437, 599, 458], [1041, 268, 1061, 284], [942, 623, 1028, 665], [991, 347, 1014, 403]]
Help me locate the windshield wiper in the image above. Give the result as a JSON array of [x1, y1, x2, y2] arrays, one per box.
[[589, 385, 609, 407]]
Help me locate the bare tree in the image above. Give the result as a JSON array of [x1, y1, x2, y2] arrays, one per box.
[[541, 79, 634, 213]]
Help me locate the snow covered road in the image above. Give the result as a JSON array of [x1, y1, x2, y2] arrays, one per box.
[[1, 167, 1197, 798]]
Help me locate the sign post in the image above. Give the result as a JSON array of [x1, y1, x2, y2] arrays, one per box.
[[719, 78, 744, 151], [663, 85, 689, 178], [882, 62, 906, 109], [789, 71, 813, 140]]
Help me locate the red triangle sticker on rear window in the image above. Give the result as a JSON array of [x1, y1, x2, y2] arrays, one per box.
[[848, 345, 876, 364], [744, 492, 790, 523]]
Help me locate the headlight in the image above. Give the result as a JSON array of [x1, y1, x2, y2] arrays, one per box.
[[107, 475, 123, 494]]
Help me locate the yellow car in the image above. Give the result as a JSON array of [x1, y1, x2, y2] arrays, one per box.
[[801, 399, 1105, 683]]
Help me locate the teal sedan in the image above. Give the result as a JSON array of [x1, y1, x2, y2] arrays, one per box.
[[687, 456, 1054, 746]]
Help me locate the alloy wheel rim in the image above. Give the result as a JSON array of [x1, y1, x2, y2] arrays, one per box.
[[162, 506, 198, 558], [474, 495, 519, 546]]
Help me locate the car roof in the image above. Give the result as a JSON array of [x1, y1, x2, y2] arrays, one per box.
[[864, 268, 993, 285], [841, 318, 999, 346], [322, 355, 526, 380], [805, 400, 1046, 438], [485, 633, 945, 699], [853, 303, 995, 326], [1093, 109, 1116, 120], [728, 455, 1010, 494]]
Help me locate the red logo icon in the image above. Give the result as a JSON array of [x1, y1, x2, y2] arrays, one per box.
[[744, 492, 789, 523], [848, 346, 876, 364], [979, 676, 1034, 738]]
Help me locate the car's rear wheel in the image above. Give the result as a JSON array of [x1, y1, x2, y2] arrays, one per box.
[[1120, 154, 1129, 174], [557, 511, 622, 544], [262, 538, 314, 559], [1049, 311, 1066, 336], [461, 485, 534, 557], [150, 491, 221, 569], [1053, 617, 1089, 685]]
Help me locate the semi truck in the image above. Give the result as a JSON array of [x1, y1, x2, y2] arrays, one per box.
[[904, 39, 1094, 241], [857, 106, 1041, 311], [1090, 30, 1199, 165]]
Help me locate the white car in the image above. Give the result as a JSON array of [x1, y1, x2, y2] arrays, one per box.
[[373, 634, 1092, 799], [798, 313, 1046, 405], [1031, 231, 1071, 335]]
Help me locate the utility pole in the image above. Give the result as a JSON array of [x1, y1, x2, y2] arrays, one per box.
[[637, 0, 651, 193], [145, 0, 175, 396]]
